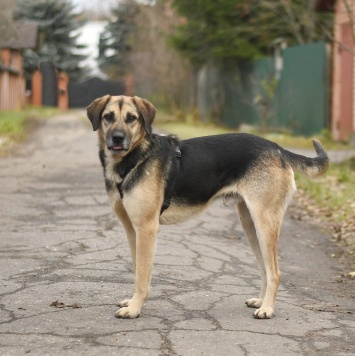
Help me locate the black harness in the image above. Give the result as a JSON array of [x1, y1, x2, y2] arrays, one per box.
[[116, 146, 182, 215], [160, 147, 181, 215]]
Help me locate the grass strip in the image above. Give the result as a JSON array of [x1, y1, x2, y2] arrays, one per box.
[[0, 106, 59, 140]]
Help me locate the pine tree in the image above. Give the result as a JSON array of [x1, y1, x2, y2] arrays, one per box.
[[14, 0, 87, 79], [169, 0, 263, 65], [98, 0, 137, 80], [169, 0, 333, 66]]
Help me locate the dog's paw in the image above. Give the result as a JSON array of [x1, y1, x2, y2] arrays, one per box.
[[117, 299, 131, 308], [115, 306, 140, 319], [245, 298, 263, 308], [253, 306, 274, 319]]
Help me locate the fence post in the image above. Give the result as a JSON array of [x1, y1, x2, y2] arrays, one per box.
[[57, 71, 69, 111], [125, 74, 134, 96], [31, 70, 42, 107]]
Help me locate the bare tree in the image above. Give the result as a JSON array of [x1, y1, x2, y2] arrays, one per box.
[[128, 1, 194, 112], [261, 0, 332, 45]]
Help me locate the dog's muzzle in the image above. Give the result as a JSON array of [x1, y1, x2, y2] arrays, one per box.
[[106, 130, 129, 154]]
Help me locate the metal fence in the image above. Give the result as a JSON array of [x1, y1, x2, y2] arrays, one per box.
[[68, 77, 124, 108], [40, 63, 58, 107], [198, 42, 330, 136]]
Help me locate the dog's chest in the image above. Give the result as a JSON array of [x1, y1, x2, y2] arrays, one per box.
[[104, 154, 151, 199], [105, 159, 123, 185]]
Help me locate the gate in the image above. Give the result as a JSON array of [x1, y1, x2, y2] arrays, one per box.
[[40, 62, 57, 107], [276, 42, 330, 135], [68, 77, 125, 108]]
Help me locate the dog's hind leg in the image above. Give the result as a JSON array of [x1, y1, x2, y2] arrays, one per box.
[[239, 163, 295, 319], [247, 204, 284, 319], [237, 200, 266, 309]]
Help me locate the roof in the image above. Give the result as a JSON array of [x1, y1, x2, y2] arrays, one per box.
[[0, 63, 20, 75], [0, 0, 38, 49], [0, 22, 38, 50], [315, 0, 336, 11], [0, 20, 38, 49]]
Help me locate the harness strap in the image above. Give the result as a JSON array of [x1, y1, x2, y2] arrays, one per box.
[[160, 147, 181, 215]]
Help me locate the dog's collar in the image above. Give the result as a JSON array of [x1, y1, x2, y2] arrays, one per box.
[[114, 141, 152, 180]]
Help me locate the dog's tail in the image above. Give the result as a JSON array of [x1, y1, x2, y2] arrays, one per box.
[[282, 139, 329, 178]]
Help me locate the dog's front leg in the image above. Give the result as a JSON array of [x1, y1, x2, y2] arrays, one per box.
[[116, 218, 159, 319], [113, 201, 137, 271]]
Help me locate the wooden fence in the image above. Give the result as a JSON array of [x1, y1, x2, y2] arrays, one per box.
[[0, 66, 25, 111]]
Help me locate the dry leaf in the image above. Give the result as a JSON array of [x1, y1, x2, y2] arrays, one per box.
[[50, 300, 65, 308], [50, 300, 82, 308]]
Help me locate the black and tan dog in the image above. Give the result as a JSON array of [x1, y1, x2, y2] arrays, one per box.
[[87, 95, 329, 319]]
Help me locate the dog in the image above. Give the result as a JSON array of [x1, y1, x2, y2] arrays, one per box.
[[87, 95, 329, 319]]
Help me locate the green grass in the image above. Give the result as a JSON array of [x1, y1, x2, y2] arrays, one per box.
[[295, 159, 355, 222], [0, 106, 59, 141], [155, 114, 353, 150], [156, 120, 237, 138], [0, 106, 59, 155], [0, 111, 27, 140]]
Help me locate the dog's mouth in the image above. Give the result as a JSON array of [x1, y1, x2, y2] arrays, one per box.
[[107, 145, 127, 154]]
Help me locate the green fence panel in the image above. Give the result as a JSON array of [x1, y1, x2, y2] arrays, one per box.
[[276, 42, 329, 135], [217, 41, 329, 135]]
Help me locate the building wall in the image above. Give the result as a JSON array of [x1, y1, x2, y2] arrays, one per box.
[[0, 48, 25, 111], [332, 0, 355, 141]]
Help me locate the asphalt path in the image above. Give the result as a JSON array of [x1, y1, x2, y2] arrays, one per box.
[[0, 112, 354, 355]]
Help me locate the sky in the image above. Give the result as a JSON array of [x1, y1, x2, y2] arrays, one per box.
[[70, 0, 116, 78], [70, 0, 154, 13], [75, 21, 107, 78], [71, 0, 152, 78], [71, 0, 117, 14]]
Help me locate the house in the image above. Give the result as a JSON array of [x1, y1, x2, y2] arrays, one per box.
[[0, 2, 37, 110], [317, 0, 355, 142]]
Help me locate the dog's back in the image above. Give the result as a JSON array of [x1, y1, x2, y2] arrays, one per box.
[[171, 133, 328, 206]]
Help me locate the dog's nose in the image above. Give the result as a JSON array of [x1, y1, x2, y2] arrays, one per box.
[[111, 130, 125, 144]]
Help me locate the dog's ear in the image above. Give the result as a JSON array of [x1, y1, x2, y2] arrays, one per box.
[[132, 96, 157, 135], [87, 95, 111, 131]]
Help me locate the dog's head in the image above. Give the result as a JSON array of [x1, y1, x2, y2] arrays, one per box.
[[87, 95, 157, 155]]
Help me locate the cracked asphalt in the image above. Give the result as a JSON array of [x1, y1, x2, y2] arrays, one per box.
[[0, 112, 354, 355]]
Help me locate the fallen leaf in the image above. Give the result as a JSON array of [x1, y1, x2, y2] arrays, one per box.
[[50, 300, 66, 308], [50, 300, 82, 309]]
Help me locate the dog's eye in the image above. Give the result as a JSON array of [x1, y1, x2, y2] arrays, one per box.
[[103, 113, 114, 122], [126, 114, 137, 124]]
